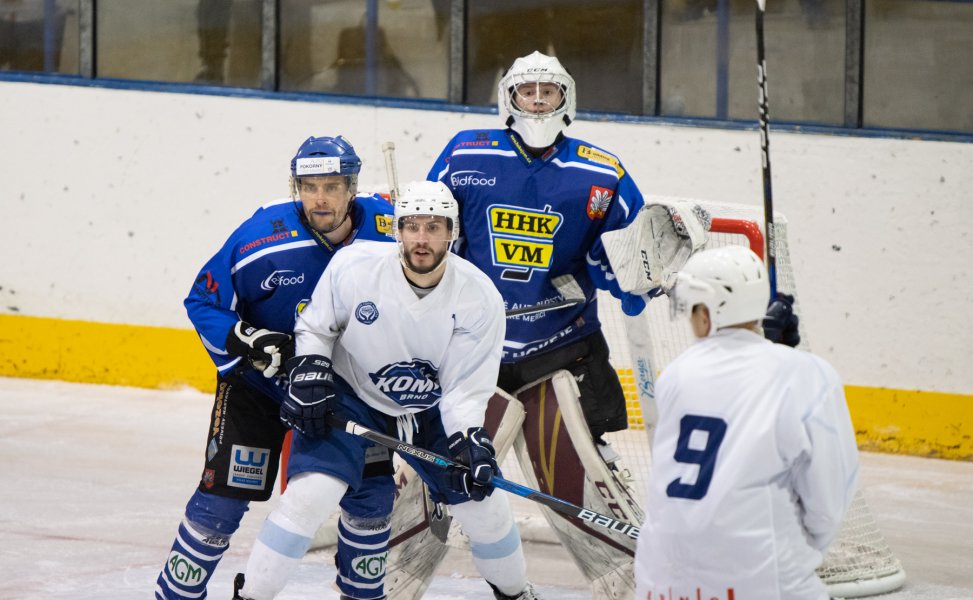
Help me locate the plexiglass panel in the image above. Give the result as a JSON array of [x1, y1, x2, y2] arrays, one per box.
[[97, 0, 261, 86], [279, 0, 447, 99], [864, 0, 973, 133], [660, 0, 845, 125], [467, 0, 643, 114], [0, 0, 80, 74]]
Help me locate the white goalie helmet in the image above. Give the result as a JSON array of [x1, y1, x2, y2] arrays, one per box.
[[393, 180, 460, 242], [498, 51, 576, 149], [670, 245, 770, 336]]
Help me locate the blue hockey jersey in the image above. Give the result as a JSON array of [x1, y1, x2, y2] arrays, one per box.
[[428, 129, 649, 362], [185, 194, 394, 400]]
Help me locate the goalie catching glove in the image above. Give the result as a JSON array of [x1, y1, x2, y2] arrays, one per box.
[[601, 199, 711, 295], [225, 321, 295, 378], [281, 355, 336, 437], [446, 427, 498, 501]]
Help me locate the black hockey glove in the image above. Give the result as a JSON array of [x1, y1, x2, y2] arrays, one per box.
[[280, 355, 336, 438], [225, 321, 295, 378], [763, 293, 801, 348], [446, 427, 498, 501]]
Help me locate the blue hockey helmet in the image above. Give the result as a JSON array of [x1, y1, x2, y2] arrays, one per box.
[[289, 135, 362, 195]]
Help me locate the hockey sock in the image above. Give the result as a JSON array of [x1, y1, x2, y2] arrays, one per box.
[[155, 491, 249, 600], [450, 493, 527, 597], [335, 511, 392, 599], [241, 472, 347, 599]]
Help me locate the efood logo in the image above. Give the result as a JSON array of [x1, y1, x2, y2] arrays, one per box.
[[451, 170, 496, 187], [260, 270, 305, 291]]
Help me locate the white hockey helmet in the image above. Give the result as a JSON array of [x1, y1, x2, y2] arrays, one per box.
[[393, 180, 460, 242], [498, 51, 576, 149], [669, 245, 769, 336]]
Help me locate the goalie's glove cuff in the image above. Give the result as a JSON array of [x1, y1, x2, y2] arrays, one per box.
[[281, 354, 336, 437], [446, 427, 498, 502], [763, 293, 801, 348], [226, 321, 295, 378]]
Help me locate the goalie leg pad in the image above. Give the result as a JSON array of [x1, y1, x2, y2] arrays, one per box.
[[155, 490, 248, 599]]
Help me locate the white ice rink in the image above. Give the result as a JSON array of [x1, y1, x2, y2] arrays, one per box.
[[1, 377, 971, 600]]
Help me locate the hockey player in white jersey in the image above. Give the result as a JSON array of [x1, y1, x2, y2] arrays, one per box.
[[634, 245, 859, 600], [234, 181, 540, 600]]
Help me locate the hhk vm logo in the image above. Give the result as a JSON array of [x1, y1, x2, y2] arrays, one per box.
[[486, 203, 563, 282]]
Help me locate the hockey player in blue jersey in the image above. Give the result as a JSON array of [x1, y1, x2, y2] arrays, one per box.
[[428, 50, 656, 458], [154, 135, 396, 600], [426, 51, 719, 596]]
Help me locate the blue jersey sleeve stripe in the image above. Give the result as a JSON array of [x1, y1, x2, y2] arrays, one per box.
[[217, 356, 242, 374], [200, 332, 230, 356], [230, 239, 318, 274]]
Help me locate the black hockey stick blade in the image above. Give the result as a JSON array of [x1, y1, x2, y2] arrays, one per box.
[[327, 414, 641, 540]]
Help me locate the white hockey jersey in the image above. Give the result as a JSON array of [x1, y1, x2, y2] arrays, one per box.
[[634, 328, 859, 600], [294, 241, 505, 437]]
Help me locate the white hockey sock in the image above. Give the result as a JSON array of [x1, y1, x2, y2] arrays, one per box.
[[450, 493, 527, 596], [241, 472, 347, 599]]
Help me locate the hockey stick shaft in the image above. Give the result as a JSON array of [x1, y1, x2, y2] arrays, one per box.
[[756, 0, 778, 298], [381, 141, 400, 203], [327, 414, 641, 540]]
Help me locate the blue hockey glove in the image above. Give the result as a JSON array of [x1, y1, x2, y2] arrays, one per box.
[[446, 427, 498, 501], [763, 293, 801, 348], [281, 355, 336, 437], [225, 321, 295, 378]]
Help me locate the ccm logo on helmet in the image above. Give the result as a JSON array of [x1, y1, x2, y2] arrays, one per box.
[[261, 270, 305, 291], [451, 170, 496, 187]]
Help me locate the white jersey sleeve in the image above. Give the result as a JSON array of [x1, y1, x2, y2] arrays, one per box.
[[778, 354, 860, 551]]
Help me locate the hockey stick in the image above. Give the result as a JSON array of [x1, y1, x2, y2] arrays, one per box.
[[756, 0, 778, 297], [382, 141, 400, 203], [505, 273, 586, 318], [326, 414, 641, 540]]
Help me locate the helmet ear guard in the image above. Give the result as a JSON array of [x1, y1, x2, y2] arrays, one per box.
[[670, 246, 769, 336], [497, 51, 576, 148]]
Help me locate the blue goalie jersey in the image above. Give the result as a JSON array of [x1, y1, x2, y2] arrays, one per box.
[[185, 194, 394, 400], [428, 129, 648, 362]]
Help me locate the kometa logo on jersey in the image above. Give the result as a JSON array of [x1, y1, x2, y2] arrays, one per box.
[[486, 204, 563, 282], [369, 359, 442, 407]]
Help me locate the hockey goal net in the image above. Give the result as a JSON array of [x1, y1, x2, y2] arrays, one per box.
[[502, 198, 906, 598]]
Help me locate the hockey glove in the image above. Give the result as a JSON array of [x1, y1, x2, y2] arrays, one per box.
[[281, 355, 336, 438], [225, 321, 295, 378], [446, 427, 498, 501], [763, 293, 801, 348]]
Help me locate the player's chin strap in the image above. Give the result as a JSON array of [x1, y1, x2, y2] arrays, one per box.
[[326, 413, 641, 540], [293, 196, 354, 252], [601, 199, 711, 295]]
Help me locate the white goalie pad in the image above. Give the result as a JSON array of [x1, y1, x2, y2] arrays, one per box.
[[385, 390, 526, 600], [601, 200, 711, 294], [511, 370, 646, 600]]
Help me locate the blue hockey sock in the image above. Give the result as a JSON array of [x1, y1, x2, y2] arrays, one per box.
[[335, 512, 391, 600], [155, 491, 249, 599]]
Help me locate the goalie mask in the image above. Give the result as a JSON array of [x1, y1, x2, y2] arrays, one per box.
[[498, 51, 576, 149], [394, 181, 459, 275], [669, 245, 769, 336]]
